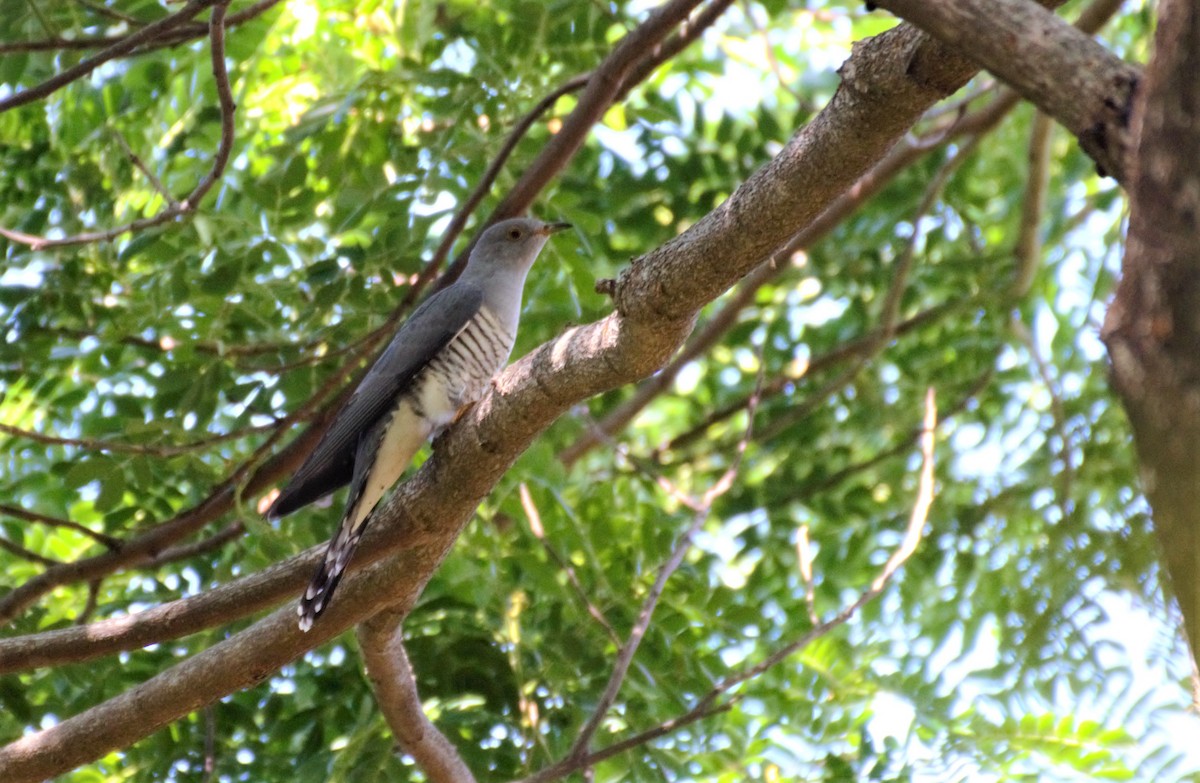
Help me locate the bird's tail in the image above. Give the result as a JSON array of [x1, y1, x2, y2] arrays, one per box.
[[298, 516, 366, 632]]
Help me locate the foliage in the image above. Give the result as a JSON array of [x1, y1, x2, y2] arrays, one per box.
[[0, 0, 1194, 781]]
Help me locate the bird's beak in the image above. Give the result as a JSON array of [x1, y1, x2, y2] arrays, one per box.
[[541, 221, 573, 236]]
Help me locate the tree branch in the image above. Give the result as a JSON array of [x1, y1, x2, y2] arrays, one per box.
[[870, 0, 1139, 181], [1011, 111, 1055, 300], [0, 420, 278, 458], [0, 547, 316, 674], [357, 613, 478, 783], [1101, 0, 1200, 665], [0, 537, 61, 567], [567, 0, 1128, 466]]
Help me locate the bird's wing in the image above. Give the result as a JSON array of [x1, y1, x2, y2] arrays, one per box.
[[266, 282, 484, 519]]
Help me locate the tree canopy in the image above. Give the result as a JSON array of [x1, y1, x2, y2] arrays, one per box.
[[0, 0, 1197, 781]]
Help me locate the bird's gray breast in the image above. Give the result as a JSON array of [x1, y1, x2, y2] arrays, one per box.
[[405, 304, 516, 430]]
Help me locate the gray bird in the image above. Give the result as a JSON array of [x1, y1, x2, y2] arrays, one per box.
[[267, 217, 571, 631]]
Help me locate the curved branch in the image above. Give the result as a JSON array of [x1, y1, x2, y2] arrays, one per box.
[[0, 547, 314, 674], [562, 0, 1125, 466], [0, 0, 238, 250], [871, 0, 1139, 181], [357, 614, 478, 783]]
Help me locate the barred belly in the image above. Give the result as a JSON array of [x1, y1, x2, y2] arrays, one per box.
[[407, 304, 516, 434]]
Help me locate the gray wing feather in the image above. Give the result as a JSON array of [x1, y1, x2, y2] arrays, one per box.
[[267, 282, 484, 519]]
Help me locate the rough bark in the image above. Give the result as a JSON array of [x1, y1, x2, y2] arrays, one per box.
[[873, 0, 1139, 182], [1102, 0, 1200, 660]]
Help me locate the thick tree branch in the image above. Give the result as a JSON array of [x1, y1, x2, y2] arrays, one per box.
[[1101, 0, 1200, 663], [357, 614, 478, 783], [0, 547, 316, 674], [561, 0, 1142, 466], [871, 0, 1139, 182], [631, 0, 1116, 457], [0, 11, 1059, 780]]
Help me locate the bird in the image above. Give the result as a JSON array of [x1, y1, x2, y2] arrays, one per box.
[[266, 217, 572, 631]]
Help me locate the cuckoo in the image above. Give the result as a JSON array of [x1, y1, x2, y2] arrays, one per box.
[[267, 217, 571, 630]]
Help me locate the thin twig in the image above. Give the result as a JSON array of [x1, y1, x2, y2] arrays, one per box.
[[147, 522, 244, 567], [563, 356, 763, 766], [112, 129, 178, 206], [73, 0, 147, 25], [0, 537, 61, 567], [519, 392, 935, 783], [659, 302, 959, 456], [0, 0, 237, 250], [518, 483, 621, 646], [0, 420, 278, 457], [0, 504, 121, 549], [871, 388, 937, 591], [1009, 317, 1075, 522], [1011, 111, 1055, 300], [75, 581, 102, 626], [0, 0, 218, 113], [0, 0, 283, 56]]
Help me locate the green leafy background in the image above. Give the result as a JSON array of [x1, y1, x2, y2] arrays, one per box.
[[0, 0, 1192, 781]]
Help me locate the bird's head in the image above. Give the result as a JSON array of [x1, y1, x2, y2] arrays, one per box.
[[464, 217, 572, 281]]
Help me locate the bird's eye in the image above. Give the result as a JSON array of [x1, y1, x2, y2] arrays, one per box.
[[507, 228, 522, 240]]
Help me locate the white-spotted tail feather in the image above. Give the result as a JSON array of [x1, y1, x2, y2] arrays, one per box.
[[297, 521, 364, 632]]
